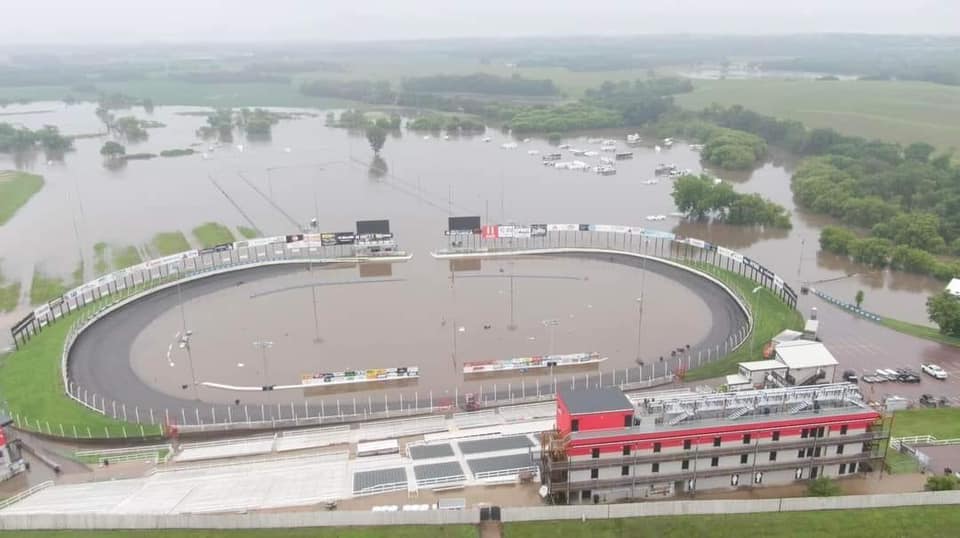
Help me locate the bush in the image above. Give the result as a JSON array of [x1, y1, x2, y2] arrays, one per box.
[[925, 474, 960, 491], [807, 476, 841, 497]]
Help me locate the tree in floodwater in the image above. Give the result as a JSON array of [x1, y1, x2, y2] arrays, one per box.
[[99, 141, 126, 159], [928, 292, 960, 337], [855, 290, 865, 309], [366, 126, 387, 154]]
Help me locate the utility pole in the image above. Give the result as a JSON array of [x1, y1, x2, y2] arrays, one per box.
[[253, 339, 274, 386]]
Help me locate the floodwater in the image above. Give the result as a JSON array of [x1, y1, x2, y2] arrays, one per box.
[[0, 100, 946, 343], [129, 256, 714, 404]]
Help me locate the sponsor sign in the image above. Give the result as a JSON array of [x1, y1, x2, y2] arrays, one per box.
[[497, 225, 516, 238], [357, 232, 393, 242], [531, 224, 547, 237], [285, 234, 305, 243], [356, 219, 390, 235], [448, 216, 481, 233], [481, 225, 499, 239], [199, 243, 234, 255], [641, 230, 676, 240], [717, 246, 734, 258], [320, 233, 337, 246], [579, 224, 591, 232], [547, 223, 578, 232], [515, 226, 532, 238], [686, 238, 706, 249], [335, 232, 356, 245]]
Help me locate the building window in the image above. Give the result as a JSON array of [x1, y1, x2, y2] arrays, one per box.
[[713, 437, 722, 447], [581, 490, 591, 501], [621, 465, 630, 476], [798, 449, 805, 458], [682, 459, 690, 470], [653, 442, 661, 453], [850, 462, 858, 473], [839, 463, 847, 475], [769, 451, 777, 462], [840, 425, 848, 435], [711, 457, 719, 467], [624, 415, 632, 427], [684, 439, 692, 450], [743, 434, 751, 445], [837, 444, 844, 455], [592, 448, 600, 459], [817, 427, 826, 438], [623, 446, 631, 456], [772, 431, 780, 441], [801, 428, 809, 439], [740, 454, 748, 464], [814, 447, 822, 458], [591, 468, 598, 479], [571, 419, 579, 432], [652, 463, 660, 473]]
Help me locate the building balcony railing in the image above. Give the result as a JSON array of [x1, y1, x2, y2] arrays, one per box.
[[546, 453, 881, 491], [544, 431, 887, 472]]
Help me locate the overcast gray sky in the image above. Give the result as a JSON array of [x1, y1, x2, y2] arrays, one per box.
[[4, 0, 958, 44]]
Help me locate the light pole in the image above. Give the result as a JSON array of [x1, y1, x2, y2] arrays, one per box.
[[635, 297, 643, 362], [175, 280, 198, 398], [253, 339, 274, 386], [542, 319, 560, 356]]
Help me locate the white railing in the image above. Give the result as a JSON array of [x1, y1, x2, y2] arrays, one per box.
[[416, 475, 466, 488], [473, 466, 539, 480], [891, 435, 960, 450], [354, 481, 409, 497], [0, 481, 54, 510]]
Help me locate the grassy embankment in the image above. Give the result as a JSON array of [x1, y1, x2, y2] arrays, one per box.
[[192, 222, 235, 248], [878, 317, 960, 349], [504, 505, 960, 538], [676, 79, 960, 151], [236, 225, 259, 239], [681, 262, 803, 382], [0, 305, 161, 438], [2, 506, 959, 537], [150, 231, 191, 256], [0, 170, 44, 225]]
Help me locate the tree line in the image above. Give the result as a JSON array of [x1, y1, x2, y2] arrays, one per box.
[[402, 73, 557, 96], [671, 174, 791, 228], [0, 123, 73, 154]]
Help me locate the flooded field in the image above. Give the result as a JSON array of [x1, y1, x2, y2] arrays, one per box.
[[0, 100, 946, 344]]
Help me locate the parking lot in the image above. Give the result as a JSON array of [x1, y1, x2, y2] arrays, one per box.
[[805, 294, 960, 405]]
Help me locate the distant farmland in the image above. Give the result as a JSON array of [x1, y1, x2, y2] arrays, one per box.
[[676, 79, 960, 151]]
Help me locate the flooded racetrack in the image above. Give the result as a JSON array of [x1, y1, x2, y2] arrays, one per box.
[[70, 252, 745, 412]]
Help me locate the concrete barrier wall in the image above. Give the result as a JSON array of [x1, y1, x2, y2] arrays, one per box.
[[0, 509, 480, 530], [4, 492, 960, 529]]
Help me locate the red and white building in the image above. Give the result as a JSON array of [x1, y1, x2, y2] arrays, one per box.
[[540, 383, 889, 504]]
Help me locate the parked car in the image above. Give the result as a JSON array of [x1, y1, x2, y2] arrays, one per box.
[[895, 369, 921, 383], [861, 374, 885, 384], [921, 364, 948, 380], [842, 370, 859, 383]]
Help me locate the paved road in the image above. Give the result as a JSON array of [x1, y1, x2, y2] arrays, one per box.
[[800, 293, 960, 405], [68, 253, 748, 426]]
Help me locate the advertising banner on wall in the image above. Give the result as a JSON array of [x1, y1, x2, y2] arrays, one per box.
[[531, 224, 547, 237], [717, 246, 734, 258], [579, 224, 591, 231], [515, 226, 532, 238], [448, 216, 481, 233], [640, 230, 676, 240], [497, 225, 516, 238], [335, 232, 356, 245], [199, 243, 234, 255], [285, 234, 305, 243], [547, 223, 578, 232], [356, 219, 390, 235], [356, 233, 393, 243], [320, 233, 337, 246], [685, 238, 707, 249], [481, 225, 499, 239]]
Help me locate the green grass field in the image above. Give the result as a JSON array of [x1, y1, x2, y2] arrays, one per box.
[[504, 505, 960, 538], [0, 264, 20, 313], [0, 528, 475, 538], [93, 242, 109, 275], [682, 262, 804, 382], [112, 245, 143, 270], [879, 318, 960, 349], [150, 231, 191, 257], [676, 79, 960, 150], [236, 225, 259, 239], [0, 170, 44, 226], [0, 305, 161, 438], [192, 222, 235, 248], [29, 268, 69, 306], [891, 407, 960, 439]]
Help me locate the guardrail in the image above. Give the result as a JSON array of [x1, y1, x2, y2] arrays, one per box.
[[0, 481, 53, 511], [811, 288, 883, 322], [891, 435, 960, 450]]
